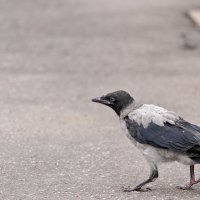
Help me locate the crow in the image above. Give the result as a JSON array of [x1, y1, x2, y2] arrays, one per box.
[[92, 90, 200, 192]]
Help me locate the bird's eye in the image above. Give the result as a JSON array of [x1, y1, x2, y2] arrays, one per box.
[[109, 97, 115, 102]]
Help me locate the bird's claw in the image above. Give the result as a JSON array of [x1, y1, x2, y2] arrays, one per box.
[[122, 186, 152, 192]]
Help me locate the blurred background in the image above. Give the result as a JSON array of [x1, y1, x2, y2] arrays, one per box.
[[0, 0, 200, 199]]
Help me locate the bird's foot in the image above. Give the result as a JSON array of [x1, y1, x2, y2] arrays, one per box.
[[122, 186, 152, 192], [176, 180, 200, 190]]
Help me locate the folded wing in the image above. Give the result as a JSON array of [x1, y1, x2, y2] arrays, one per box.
[[125, 104, 200, 157]]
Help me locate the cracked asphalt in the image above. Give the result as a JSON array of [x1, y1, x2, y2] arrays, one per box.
[[0, 0, 200, 199]]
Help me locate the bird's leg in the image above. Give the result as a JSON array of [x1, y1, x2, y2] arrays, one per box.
[[123, 168, 158, 192], [177, 165, 200, 190]]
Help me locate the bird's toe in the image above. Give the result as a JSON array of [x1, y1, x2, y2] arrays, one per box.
[[122, 186, 152, 192], [136, 187, 152, 192]]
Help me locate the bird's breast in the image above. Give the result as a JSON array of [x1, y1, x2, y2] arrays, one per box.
[[120, 118, 147, 150]]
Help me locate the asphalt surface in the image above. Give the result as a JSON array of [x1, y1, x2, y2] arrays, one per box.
[[0, 0, 200, 199]]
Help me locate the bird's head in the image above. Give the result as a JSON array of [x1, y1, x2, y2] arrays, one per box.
[[92, 90, 134, 116]]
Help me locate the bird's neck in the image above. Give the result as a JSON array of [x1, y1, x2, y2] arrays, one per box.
[[119, 101, 141, 118]]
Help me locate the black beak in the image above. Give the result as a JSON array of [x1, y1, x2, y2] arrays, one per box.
[[91, 96, 112, 105]]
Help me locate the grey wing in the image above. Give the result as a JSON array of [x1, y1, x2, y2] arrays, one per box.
[[124, 116, 200, 155]]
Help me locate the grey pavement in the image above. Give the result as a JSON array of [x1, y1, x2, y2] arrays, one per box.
[[0, 0, 200, 199]]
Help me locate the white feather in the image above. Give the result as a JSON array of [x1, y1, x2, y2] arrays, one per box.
[[128, 104, 180, 128]]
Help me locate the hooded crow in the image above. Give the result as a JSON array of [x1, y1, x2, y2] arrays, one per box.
[[92, 90, 200, 192]]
